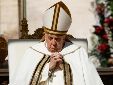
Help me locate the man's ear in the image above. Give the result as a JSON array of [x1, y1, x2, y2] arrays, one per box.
[[65, 34, 74, 42], [40, 34, 45, 42]]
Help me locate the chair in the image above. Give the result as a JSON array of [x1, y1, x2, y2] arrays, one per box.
[[8, 38, 88, 83]]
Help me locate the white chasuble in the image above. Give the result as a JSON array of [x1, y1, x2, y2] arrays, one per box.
[[9, 42, 104, 85]]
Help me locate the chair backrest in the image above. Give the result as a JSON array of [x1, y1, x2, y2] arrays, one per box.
[[70, 38, 88, 52], [8, 39, 40, 82], [8, 38, 88, 82]]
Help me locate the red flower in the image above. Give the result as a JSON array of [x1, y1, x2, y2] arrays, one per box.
[[101, 34, 108, 40], [109, 18, 113, 28], [96, 3, 105, 14], [94, 26, 104, 34], [109, 17, 113, 22], [104, 18, 111, 24], [104, 17, 113, 25], [97, 43, 109, 53], [110, 27, 113, 31]]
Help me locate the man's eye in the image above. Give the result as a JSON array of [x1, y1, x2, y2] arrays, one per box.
[[56, 38, 61, 41], [49, 37, 53, 40]]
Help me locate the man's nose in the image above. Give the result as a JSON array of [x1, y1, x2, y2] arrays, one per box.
[[51, 39, 57, 45]]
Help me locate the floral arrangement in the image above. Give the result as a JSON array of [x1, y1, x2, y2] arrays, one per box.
[[90, 0, 113, 67]]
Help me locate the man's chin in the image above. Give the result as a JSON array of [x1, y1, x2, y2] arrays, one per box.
[[49, 48, 57, 52]]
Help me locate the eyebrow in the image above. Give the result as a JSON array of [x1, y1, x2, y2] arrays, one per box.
[[48, 36, 62, 39], [48, 34, 65, 37]]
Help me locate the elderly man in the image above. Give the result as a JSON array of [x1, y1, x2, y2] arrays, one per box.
[[9, 1, 104, 85]]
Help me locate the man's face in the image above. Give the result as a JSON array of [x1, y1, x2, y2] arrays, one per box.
[[45, 33, 66, 52]]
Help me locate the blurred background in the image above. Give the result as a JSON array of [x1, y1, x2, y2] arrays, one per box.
[[0, 0, 113, 85]]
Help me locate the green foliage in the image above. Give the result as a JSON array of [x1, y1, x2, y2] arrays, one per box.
[[90, 0, 113, 67]]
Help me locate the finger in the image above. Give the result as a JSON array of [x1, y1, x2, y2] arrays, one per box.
[[55, 59, 62, 62], [52, 53, 62, 57], [56, 54, 63, 59], [54, 55, 62, 59], [56, 53, 62, 56], [57, 60, 62, 63], [50, 57, 59, 62], [50, 56, 63, 62], [51, 53, 62, 58], [50, 54, 55, 58], [53, 57, 62, 61], [50, 55, 57, 60]]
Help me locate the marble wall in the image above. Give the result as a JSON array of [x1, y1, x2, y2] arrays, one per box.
[[0, 0, 19, 40]]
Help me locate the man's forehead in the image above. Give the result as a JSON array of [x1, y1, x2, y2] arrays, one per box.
[[45, 33, 65, 37]]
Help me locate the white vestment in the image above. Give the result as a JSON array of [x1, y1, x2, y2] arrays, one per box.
[[9, 42, 104, 85]]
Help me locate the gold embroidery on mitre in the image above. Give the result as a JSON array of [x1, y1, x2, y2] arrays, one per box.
[[44, 1, 71, 35], [43, 26, 67, 35], [49, 1, 71, 18], [52, 4, 60, 31]]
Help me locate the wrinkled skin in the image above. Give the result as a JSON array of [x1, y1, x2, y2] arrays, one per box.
[[45, 33, 66, 71], [45, 33, 66, 53]]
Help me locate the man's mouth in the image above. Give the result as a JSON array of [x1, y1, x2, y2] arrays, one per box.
[[50, 47, 57, 51], [51, 48, 56, 50]]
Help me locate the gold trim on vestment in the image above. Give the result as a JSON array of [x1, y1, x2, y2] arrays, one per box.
[[43, 26, 67, 35], [30, 55, 50, 85], [63, 59, 73, 85], [29, 47, 73, 85]]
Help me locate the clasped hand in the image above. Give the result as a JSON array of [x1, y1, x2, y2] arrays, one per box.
[[49, 53, 63, 72]]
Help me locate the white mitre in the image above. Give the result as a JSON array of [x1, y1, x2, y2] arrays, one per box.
[[43, 1, 72, 35]]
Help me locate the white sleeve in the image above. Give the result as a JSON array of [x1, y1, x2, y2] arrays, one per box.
[[9, 48, 43, 85], [79, 47, 104, 85], [8, 48, 32, 85]]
